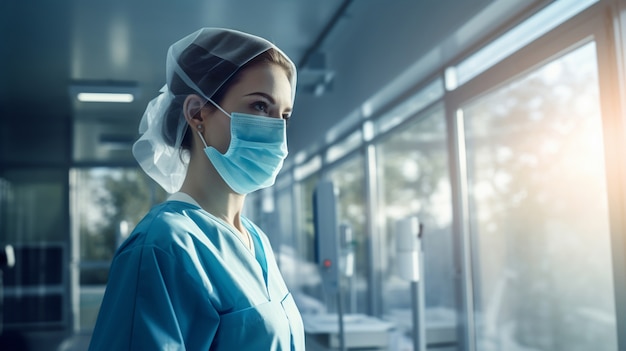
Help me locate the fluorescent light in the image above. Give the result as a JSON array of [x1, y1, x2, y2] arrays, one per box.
[[77, 92, 134, 103], [69, 81, 140, 103]]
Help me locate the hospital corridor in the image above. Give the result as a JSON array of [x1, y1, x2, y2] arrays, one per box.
[[1, 0, 626, 350]]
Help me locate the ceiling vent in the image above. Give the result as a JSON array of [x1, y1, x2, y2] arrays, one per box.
[[297, 52, 335, 97]]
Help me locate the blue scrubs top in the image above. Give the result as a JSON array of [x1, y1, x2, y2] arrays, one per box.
[[88, 198, 305, 350]]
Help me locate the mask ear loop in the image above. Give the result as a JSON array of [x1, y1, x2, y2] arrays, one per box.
[[197, 130, 209, 148], [206, 98, 231, 118]]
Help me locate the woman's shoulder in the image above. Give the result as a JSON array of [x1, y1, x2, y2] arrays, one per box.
[[118, 201, 221, 253]]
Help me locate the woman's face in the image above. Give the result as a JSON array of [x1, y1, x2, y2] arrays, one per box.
[[204, 62, 293, 154]]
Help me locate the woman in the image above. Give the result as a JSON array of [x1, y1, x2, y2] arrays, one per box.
[[88, 28, 305, 350]]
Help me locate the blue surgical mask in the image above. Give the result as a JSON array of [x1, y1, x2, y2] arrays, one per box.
[[197, 108, 288, 194]]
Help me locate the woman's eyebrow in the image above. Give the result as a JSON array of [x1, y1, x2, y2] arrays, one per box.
[[245, 92, 276, 104]]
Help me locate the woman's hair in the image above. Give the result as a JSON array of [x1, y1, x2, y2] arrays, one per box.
[[162, 47, 294, 150]]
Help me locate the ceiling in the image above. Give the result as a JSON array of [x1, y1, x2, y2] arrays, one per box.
[[0, 0, 347, 163], [0, 0, 541, 166]]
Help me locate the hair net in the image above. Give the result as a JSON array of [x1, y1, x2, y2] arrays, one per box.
[[132, 28, 297, 193]]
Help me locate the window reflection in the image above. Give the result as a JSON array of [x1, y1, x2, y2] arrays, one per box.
[[461, 41, 617, 351]]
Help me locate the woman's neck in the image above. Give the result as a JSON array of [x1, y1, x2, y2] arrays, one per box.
[[179, 152, 247, 233]]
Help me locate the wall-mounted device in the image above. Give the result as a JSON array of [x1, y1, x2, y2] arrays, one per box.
[[395, 216, 426, 351], [313, 180, 347, 351], [313, 180, 340, 295], [395, 216, 422, 282]]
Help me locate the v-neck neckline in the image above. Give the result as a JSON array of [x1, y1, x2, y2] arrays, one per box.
[[166, 193, 271, 296], [168, 192, 255, 256]]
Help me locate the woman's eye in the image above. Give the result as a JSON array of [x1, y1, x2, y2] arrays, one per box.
[[252, 101, 269, 113]]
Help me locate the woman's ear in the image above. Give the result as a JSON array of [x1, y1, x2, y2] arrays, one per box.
[[183, 94, 205, 128]]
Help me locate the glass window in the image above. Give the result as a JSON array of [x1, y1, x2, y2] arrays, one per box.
[[274, 174, 296, 266], [0, 169, 69, 329], [70, 167, 166, 330], [327, 154, 367, 314], [275, 187, 295, 264], [460, 41, 617, 351], [375, 104, 456, 348]]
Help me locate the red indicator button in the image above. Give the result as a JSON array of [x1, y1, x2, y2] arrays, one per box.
[[323, 259, 332, 268]]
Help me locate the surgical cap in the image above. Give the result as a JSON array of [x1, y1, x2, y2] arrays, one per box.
[[132, 28, 297, 193]]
